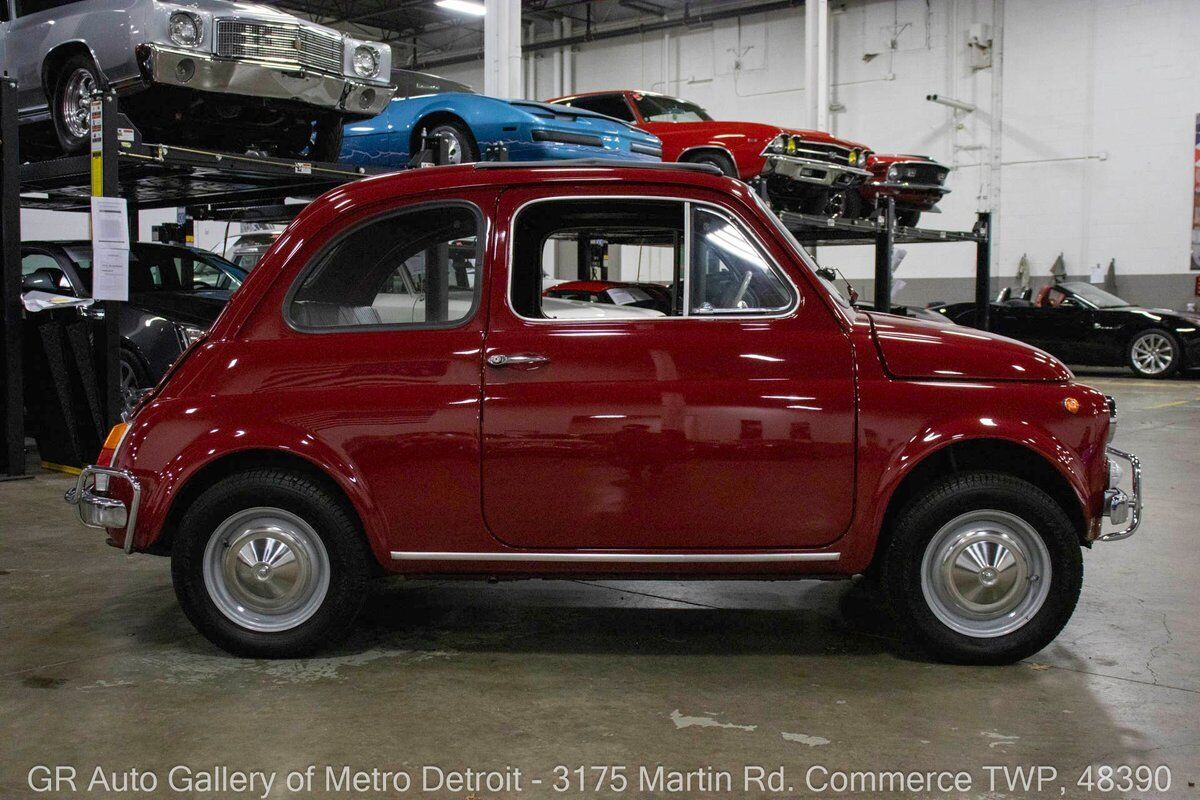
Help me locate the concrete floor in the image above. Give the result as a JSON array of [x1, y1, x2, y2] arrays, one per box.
[[1, 371, 1197, 799]]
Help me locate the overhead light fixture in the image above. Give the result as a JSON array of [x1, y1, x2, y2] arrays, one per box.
[[436, 0, 486, 16]]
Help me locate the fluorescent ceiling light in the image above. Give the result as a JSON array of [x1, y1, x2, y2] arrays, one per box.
[[436, 0, 486, 15]]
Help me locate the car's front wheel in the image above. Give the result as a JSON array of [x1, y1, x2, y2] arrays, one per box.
[[880, 472, 1082, 664], [172, 469, 371, 658], [1127, 328, 1181, 378], [424, 121, 479, 164], [51, 54, 103, 155]]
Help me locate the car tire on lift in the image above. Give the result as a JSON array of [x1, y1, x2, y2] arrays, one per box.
[[684, 151, 738, 178], [425, 121, 479, 164], [51, 54, 104, 155]]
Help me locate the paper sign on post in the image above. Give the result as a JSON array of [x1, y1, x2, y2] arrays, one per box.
[[90, 196, 131, 301]]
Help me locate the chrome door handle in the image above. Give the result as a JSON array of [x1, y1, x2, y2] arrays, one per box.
[[487, 353, 550, 369]]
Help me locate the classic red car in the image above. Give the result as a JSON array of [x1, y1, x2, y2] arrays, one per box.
[[66, 161, 1140, 664], [547, 90, 872, 214], [857, 153, 952, 227]]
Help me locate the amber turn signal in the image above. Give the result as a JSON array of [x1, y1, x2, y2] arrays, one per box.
[[1062, 397, 1080, 414], [102, 423, 131, 451]]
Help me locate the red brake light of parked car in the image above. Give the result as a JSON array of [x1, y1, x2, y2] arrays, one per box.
[[97, 422, 131, 467]]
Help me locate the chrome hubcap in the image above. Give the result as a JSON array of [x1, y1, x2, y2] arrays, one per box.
[[921, 510, 1051, 638], [1131, 333, 1173, 375], [62, 68, 96, 139], [119, 360, 137, 391], [202, 508, 329, 633]]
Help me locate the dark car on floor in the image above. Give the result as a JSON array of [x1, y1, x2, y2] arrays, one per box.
[[21, 241, 246, 391], [933, 281, 1200, 378]]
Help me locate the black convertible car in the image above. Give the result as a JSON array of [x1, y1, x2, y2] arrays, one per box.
[[21, 241, 246, 391], [933, 281, 1200, 378]]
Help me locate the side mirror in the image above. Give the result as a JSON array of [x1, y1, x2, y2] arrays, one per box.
[[22, 270, 62, 293], [847, 286, 859, 304], [816, 267, 836, 281]]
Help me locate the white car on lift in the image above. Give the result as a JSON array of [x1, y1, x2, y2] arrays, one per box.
[[0, 0, 394, 158]]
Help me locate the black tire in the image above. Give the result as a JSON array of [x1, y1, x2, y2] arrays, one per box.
[[309, 116, 344, 163], [879, 471, 1082, 665], [119, 349, 147, 394], [171, 469, 371, 658], [803, 189, 852, 218], [51, 54, 103, 155], [425, 120, 479, 164], [1127, 328, 1181, 379], [896, 208, 922, 227], [684, 151, 737, 177]]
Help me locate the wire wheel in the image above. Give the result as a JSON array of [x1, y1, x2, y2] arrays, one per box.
[[60, 68, 96, 140], [920, 509, 1052, 638], [202, 507, 330, 633], [1130, 331, 1175, 376]]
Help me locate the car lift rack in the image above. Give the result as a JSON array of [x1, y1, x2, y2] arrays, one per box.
[[0, 83, 386, 477]]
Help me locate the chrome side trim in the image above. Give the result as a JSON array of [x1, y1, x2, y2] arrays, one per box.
[[390, 551, 840, 563], [1098, 446, 1141, 542]]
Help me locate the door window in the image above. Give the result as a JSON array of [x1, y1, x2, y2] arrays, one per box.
[[288, 203, 482, 330], [510, 198, 795, 321]]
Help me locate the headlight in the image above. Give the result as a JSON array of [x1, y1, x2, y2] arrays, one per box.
[[352, 45, 381, 78], [168, 12, 202, 47], [888, 166, 899, 179], [175, 322, 206, 349], [848, 149, 858, 166]]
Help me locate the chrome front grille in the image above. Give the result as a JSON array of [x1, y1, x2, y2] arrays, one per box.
[[891, 161, 949, 184], [214, 20, 343, 77], [794, 141, 853, 166]]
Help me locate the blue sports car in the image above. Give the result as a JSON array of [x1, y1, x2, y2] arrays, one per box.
[[340, 70, 663, 167]]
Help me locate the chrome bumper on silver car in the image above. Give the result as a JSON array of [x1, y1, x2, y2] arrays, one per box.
[[1099, 445, 1141, 542], [141, 45, 393, 116], [64, 467, 142, 554], [761, 154, 871, 187]]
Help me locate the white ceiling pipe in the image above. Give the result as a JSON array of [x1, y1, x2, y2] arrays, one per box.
[[805, 0, 830, 130]]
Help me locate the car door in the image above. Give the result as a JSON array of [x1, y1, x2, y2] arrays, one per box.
[[480, 186, 857, 551], [1023, 287, 1095, 361]]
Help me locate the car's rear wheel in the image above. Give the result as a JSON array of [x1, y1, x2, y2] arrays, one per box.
[[51, 54, 102, 155], [172, 469, 370, 658], [425, 121, 478, 164], [683, 151, 737, 178], [879, 471, 1082, 664], [1127, 328, 1180, 378]]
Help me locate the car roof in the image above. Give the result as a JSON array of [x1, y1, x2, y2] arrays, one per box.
[[303, 160, 742, 214]]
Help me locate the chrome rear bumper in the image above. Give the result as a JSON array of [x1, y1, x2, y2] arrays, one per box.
[[64, 467, 142, 554], [1099, 446, 1141, 542]]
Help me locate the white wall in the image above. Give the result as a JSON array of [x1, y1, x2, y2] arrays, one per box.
[[430, 0, 1200, 306]]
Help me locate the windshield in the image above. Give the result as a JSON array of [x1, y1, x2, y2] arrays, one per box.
[[1060, 281, 1129, 308], [633, 94, 712, 123], [749, 192, 852, 309], [67, 244, 246, 294]]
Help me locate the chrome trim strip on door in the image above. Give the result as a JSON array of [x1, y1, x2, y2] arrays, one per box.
[[390, 551, 840, 563]]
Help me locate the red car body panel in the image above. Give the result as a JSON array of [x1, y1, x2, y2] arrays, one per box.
[[546, 90, 869, 182], [101, 163, 1111, 576]]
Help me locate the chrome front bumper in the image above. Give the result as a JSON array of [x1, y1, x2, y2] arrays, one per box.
[[1099, 446, 1141, 542], [141, 44, 393, 116], [761, 154, 871, 187], [64, 467, 142, 554]]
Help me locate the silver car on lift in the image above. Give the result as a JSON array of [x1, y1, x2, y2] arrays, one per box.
[[0, 0, 394, 159]]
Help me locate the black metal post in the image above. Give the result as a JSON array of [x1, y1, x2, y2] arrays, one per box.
[[974, 211, 992, 331], [94, 90, 122, 428], [424, 243, 449, 322], [873, 196, 895, 313], [576, 234, 590, 281], [1, 78, 25, 477]]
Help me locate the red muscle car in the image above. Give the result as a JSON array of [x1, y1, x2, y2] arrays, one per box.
[[858, 153, 952, 227], [66, 161, 1139, 665], [547, 89, 872, 215]]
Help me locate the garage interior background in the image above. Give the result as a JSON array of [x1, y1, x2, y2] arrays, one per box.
[[19, 0, 1200, 311]]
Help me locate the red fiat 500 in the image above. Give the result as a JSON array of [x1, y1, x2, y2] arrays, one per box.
[[66, 162, 1140, 663]]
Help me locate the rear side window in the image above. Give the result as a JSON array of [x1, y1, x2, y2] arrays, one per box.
[[288, 203, 482, 330]]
